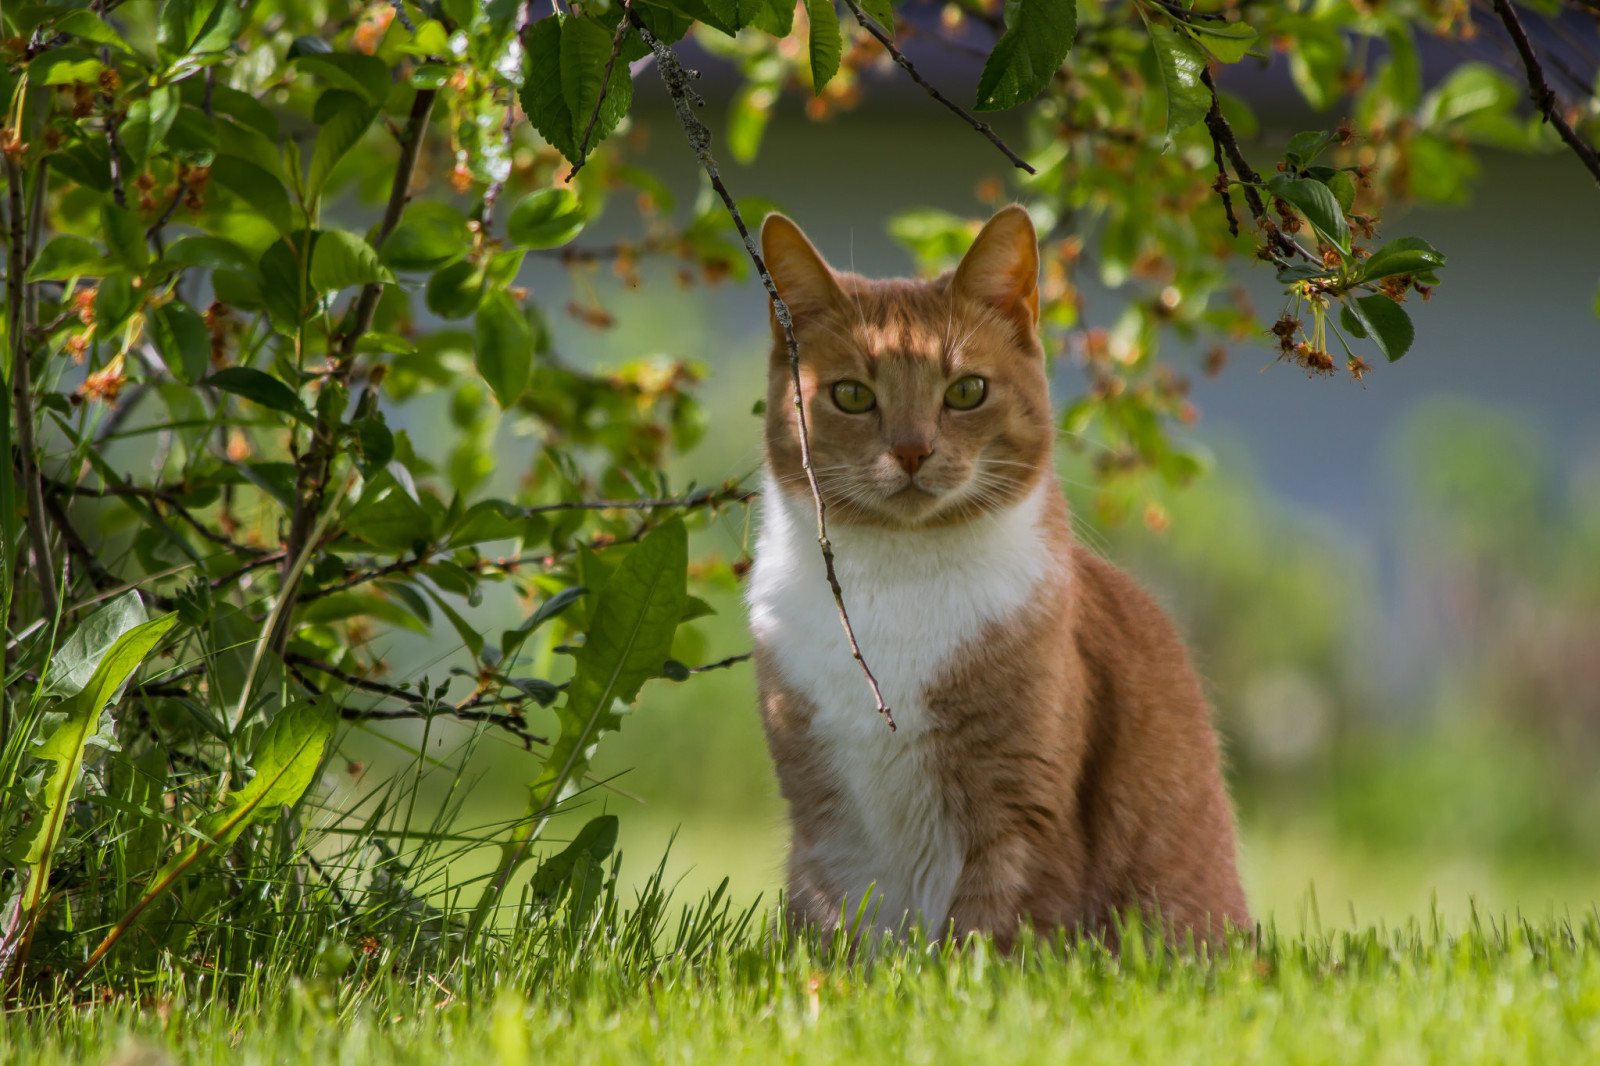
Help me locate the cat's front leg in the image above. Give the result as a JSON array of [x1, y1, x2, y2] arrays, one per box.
[[941, 833, 1033, 950]]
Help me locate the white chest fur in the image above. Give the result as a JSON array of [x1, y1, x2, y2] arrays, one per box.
[[746, 476, 1056, 930]]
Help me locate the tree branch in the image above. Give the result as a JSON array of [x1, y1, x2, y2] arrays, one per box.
[[1492, 0, 1600, 187], [7, 156, 59, 622], [630, 12, 894, 731], [839, 0, 1034, 175], [278, 88, 438, 652]]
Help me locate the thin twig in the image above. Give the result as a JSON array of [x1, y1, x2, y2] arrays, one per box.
[[1204, 93, 1240, 237], [1199, 69, 1306, 262], [839, 0, 1034, 175], [630, 12, 894, 730], [1492, 0, 1600, 187], [278, 88, 437, 653], [567, 0, 634, 181], [7, 155, 59, 622]]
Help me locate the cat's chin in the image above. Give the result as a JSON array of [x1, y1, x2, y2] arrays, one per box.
[[844, 482, 1010, 530]]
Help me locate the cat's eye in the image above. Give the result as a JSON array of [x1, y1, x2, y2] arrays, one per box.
[[944, 376, 987, 410], [831, 380, 877, 414]]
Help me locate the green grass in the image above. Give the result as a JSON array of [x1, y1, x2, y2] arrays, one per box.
[[10, 908, 1600, 1065]]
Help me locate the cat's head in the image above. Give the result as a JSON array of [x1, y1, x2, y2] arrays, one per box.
[[760, 206, 1053, 530]]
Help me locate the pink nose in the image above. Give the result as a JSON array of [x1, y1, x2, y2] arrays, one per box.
[[891, 441, 933, 475]]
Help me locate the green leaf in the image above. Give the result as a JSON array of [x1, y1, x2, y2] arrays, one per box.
[[1148, 24, 1209, 147], [737, 0, 795, 35], [1339, 302, 1366, 339], [166, 104, 219, 166], [1348, 293, 1414, 362], [205, 367, 312, 421], [475, 520, 686, 924], [448, 499, 528, 548], [14, 614, 178, 916], [1361, 236, 1446, 281], [41, 590, 150, 697], [53, 9, 135, 53], [422, 586, 484, 659], [560, 14, 634, 163], [309, 229, 394, 290], [521, 16, 578, 164], [258, 233, 315, 334], [120, 85, 180, 168], [857, 0, 894, 27], [101, 203, 150, 270], [380, 202, 471, 271], [475, 291, 534, 408], [1284, 130, 1338, 168], [158, 0, 244, 60], [1267, 173, 1350, 254], [805, 0, 842, 93], [149, 302, 211, 384], [1286, 19, 1345, 111], [161, 235, 261, 281], [294, 53, 394, 106], [527, 814, 618, 905], [211, 156, 295, 235], [507, 187, 587, 249], [352, 416, 395, 476], [345, 481, 433, 551], [27, 235, 109, 280], [974, 0, 1076, 112], [1306, 166, 1356, 214], [29, 47, 104, 86], [307, 98, 377, 201], [85, 700, 337, 973], [426, 259, 486, 319], [1189, 21, 1257, 64], [500, 584, 587, 661]]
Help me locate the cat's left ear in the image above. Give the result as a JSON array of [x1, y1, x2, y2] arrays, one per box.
[[952, 205, 1040, 330]]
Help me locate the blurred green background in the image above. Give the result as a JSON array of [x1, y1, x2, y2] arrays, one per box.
[[339, 102, 1600, 931]]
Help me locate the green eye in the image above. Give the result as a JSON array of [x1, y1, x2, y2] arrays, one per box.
[[831, 380, 877, 414], [944, 376, 986, 410]]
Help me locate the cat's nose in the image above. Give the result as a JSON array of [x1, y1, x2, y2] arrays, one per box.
[[890, 441, 933, 475]]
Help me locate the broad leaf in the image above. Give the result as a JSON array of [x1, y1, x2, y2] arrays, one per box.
[[149, 302, 211, 385], [307, 98, 377, 200], [206, 367, 312, 421], [974, 0, 1076, 112], [41, 590, 150, 697], [1361, 237, 1446, 281], [27, 235, 109, 280], [560, 14, 634, 163], [381, 203, 471, 271], [1190, 21, 1257, 64], [475, 290, 534, 408], [1347, 293, 1414, 362], [500, 584, 587, 662], [309, 229, 394, 290], [507, 188, 587, 249], [14, 614, 178, 916], [1267, 172, 1350, 255], [1149, 24, 1209, 147], [805, 0, 842, 93]]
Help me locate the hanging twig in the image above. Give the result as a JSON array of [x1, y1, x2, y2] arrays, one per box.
[[1492, 0, 1600, 187], [630, 12, 894, 730], [839, 0, 1034, 175]]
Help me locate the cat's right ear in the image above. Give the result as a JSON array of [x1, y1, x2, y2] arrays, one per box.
[[760, 214, 843, 323]]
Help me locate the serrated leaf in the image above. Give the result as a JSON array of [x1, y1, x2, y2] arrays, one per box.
[[858, 0, 894, 26], [521, 16, 577, 163], [1267, 172, 1350, 254], [1348, 293, 1414, 362], [475, 291, 534, 408], [309, 229, 394, 290], [974, 0, 1076, 112], [41, 591, 150, 698], [14, 614, 178, 917], [527, 815, 618, 904], [507, 187, 587, 249], [83, 700, 336, 974], [1149, 24, 1210, 147], [560, 14, 634, 164], [474, 520, 686, 926], [805, 0, 842, 92]]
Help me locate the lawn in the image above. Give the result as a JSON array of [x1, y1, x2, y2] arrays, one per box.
[[10, 911, 1599, 1065]]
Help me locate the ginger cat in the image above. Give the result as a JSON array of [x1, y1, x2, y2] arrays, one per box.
[[746, 206, 1250, 949]]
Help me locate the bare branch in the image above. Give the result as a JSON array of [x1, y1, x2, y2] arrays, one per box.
[[7, 155, 59, 622], [630, 12, 894, 731], [839, 0, 1035, 175], [1492, 0, 1600, 188]]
